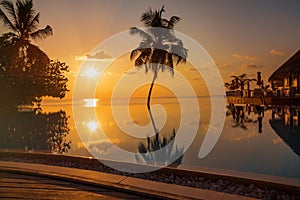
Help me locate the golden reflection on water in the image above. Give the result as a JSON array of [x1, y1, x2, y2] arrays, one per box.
[[41, 50, 213, 157], [35, 95, 300, 179], [84, 98, 98, 107], [41, 95, 212, 156], [86, 120, 99, 132], [95, 86, 182, 152]]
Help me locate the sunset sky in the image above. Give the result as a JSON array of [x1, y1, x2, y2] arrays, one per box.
[[1, 0, 300, 98]]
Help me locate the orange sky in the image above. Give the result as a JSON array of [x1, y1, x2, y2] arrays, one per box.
[[1, 0, 300, 100]]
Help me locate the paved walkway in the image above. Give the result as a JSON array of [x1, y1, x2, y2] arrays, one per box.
[[0, 161, 257, 200], [0, 171, 151, 199]]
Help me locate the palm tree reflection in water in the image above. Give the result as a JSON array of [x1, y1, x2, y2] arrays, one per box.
[[227, 104, 264, 133], [136, 129, 183, 168]]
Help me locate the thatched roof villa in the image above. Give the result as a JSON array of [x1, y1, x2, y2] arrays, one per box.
[[269, 50, 300, 95]]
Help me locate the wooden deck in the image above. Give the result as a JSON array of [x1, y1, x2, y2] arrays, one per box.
[[226, 96, 300, 106]]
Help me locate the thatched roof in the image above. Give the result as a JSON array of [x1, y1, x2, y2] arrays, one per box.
[[269, 50, 300, 82]]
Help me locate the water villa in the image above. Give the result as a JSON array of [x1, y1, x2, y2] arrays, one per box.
[[226, 50, 300, 106], [269, 49, 300, 96]]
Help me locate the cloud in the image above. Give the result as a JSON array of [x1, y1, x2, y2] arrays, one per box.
[[123, 71, 137, 75], [270, 49, 286, 56], [217, 63, 231, 68], [99, 121, 114, 127], [232, 53, 260, 62], [75, 55, 88, 61], [68, 70, 79, 77], [241, 63, 262, 70], [88, 139, 120, 155], [103, 71, 121, 76], [88, 50, 112, 59], [75, 50, 112, 61]]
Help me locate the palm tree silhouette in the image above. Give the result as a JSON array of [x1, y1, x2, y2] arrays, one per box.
[[131, 6, 187, 165], [130, 5, 188, 109], [230, 73, 256, 96], [224, 81, 237, 91], [0, 0, 52, 74]]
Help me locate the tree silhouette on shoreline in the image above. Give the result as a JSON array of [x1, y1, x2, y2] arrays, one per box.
[[0, 0, 69, 107], [225, 73, 256, 97], [230, 73, 256, 91]]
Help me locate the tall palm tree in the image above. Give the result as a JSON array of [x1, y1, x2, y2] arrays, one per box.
[[0, 0, 52, 75], [130, 6, 188, 109]]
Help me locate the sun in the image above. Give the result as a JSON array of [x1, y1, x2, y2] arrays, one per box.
[[83, 67, 99, 78], [87, 120, 98, 132]]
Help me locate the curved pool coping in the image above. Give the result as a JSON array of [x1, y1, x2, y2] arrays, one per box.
[[0, 160, 256, 200], [0, 151, 299, 197]]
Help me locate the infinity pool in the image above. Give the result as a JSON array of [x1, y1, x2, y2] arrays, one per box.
[[1, 97, 299, 179]]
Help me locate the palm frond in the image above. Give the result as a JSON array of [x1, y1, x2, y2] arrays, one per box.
[[130, 48, 141, 61], [27, 12, 39, 32], [170, 44, 188, 63], [224, 82, 234, 90], [166, 53, 174, 77], [230, 75, 239, 80], [161, 19, 170, 28], [173, 53, 186, 65], [159, 5, 165, 17], [0, 32, 18, 42], [169, 16, 181, 25], [168, 16, 181, 29], [0, 0, 18, 31], [30, 25, 52, 41], [130, 6, 187, 79], [0, 8, 17, 32], [139, 38, 153, 49], [16, 0, 31, 28], [134, 55, 145, 68], [240, 73, 247, 78], [141, 8, 154, 27], [151, 48, 161, 66], [129, 27, 153, 40]]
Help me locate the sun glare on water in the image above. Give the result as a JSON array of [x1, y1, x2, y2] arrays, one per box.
[[84, 98, 98, 107]]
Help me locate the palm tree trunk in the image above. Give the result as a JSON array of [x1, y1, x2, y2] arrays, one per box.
[[148, 106, 159, 135], [147, 75, 156, 109], [147, 74, 159, 137]]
